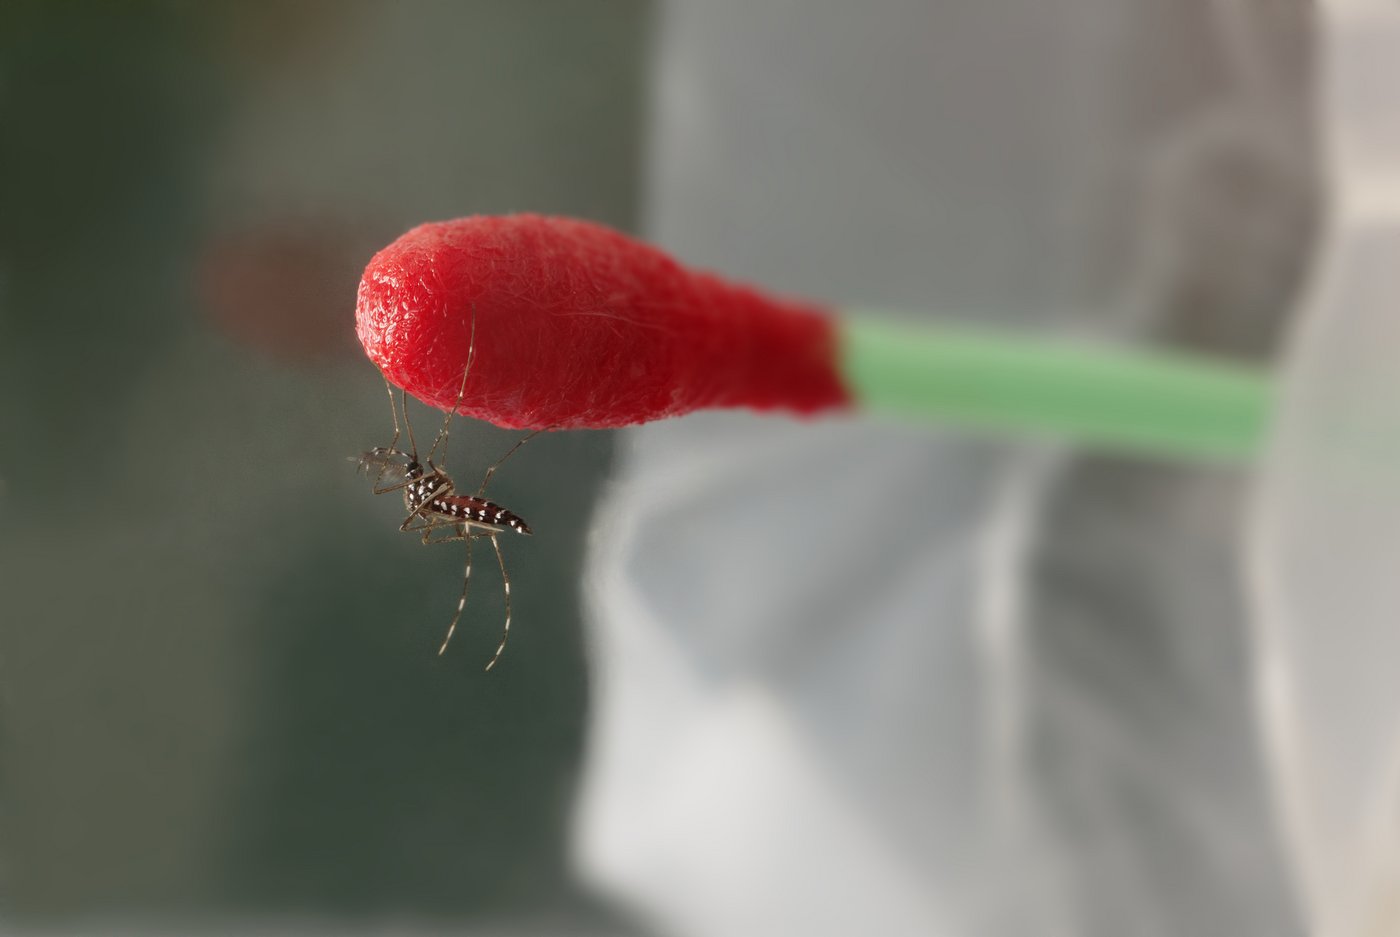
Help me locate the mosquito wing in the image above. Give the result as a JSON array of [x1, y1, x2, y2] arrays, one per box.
[[351, 446, 412, 479]]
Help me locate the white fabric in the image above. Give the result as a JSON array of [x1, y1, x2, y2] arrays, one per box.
[[576, 2, 1317, 935], [1250, 3, 1400, 935]]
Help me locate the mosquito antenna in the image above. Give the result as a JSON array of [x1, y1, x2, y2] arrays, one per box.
[[427, 305, 477, 468]]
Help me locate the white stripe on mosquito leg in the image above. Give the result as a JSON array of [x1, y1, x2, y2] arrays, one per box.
[[484, 535, 512, 672], [438, 539, 473, 656], [486, 623, 509, 672]]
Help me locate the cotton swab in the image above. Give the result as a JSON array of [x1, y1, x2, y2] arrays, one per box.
[[356, 214, 1271, 462]]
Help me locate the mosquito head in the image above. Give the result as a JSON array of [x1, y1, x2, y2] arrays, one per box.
[[405, 459, 424, 478]]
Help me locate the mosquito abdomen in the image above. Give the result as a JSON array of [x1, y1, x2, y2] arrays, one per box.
[[433, 495, 531, 535]]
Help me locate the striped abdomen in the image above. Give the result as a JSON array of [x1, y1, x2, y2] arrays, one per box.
[[430, 495, 531, 535]]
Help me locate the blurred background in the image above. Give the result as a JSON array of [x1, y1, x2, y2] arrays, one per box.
[[0, 2, 643, 931], [3, 1, 1396, 936]]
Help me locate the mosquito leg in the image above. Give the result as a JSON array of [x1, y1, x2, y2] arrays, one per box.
[[400, 511, 462, 535], [426, 523, 503, 543], [414, 521, 499, 544], [437, 534, 473, 656], [382, 374, 402, 448], [475, 430, 543, 498], [428, 305, 477, 469], [403, 510, 493, 540], [422, 520, 469, 545], [398, 510, 436, 532], [372, 476, 415, 496], [483, 534, 512, 672], [432, 532, 496, 654], [406, 516, 506, 544], [372, 375, 405, 488], [401, 387, 419, 461], [398, 508, 437, 533]]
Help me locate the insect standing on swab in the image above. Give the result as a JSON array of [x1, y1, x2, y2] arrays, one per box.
[[354, 314, 539, 671]]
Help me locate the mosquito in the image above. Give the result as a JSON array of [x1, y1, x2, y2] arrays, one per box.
[[354, 320, 539, 671]]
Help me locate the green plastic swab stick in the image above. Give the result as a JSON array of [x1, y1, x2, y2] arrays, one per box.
[[841, 316, 1272, 463]]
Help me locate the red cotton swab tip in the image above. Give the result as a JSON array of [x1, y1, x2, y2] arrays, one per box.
[[355, 214, 851, 429]]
